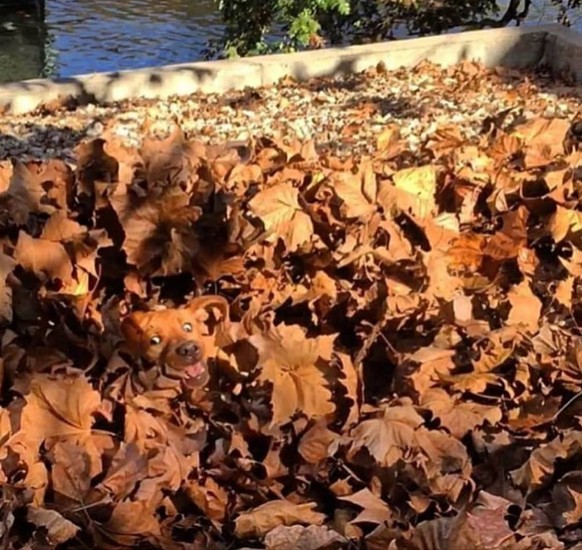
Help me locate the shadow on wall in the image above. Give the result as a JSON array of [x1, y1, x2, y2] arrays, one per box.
[[0, 62, 222, 115]]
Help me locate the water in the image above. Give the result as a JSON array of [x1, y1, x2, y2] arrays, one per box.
[[0, 0, 223, 82], [0, 0, 581, 84]]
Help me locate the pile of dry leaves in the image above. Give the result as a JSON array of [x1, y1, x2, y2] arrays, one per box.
[[2, 60, 582, 550]]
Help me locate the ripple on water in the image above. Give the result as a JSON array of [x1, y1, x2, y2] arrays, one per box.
[[0, 0, 224, 81]]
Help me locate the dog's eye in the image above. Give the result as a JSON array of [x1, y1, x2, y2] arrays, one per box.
[[182, 322, 193, 333], [149, 335, 162, 346]]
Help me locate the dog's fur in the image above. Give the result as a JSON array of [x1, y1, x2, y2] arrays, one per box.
[[121, 295, 229, 392]]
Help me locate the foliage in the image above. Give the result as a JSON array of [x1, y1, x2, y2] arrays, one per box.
[[212, 0, 351, 57], [211, 0, 582, 57]]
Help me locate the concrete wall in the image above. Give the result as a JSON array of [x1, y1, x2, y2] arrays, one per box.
[[541, 25, 582, 81], [0, 23, 573, 115]]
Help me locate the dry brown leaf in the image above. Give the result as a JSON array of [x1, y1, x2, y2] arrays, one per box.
[[555, 276, 574, 308], [330, 163, 378, 220], [413, 428, 471, 501], [551, 472, 582, 528], [0, 160, 11, 192], [41, 210, 85, 242], [6, 159, 72, 222], [420, 388, 502, 439], [234, 500, 325, 539], [139, 124, 200, 191], [376, 124, 402, 157], [389, 165, 438, 219], [49, 441, 95, 506], [339, 488, 393, 527], [97, 443, 148, 500], [289, 270, 338, 306], [184, 477, 229, 522], [298, 422, 340, 464], [511, 431, 582, 489], [97, 500, 161, 547], [27, 507, 80, 545], [18, 374, 101, 450], [110, 190, 201, 276], [550, 205, 582, 243], [350, 405, 424, 467], [506, 280, 542, 332], [513, 117, 570, 168], [264, 524, 347, 550], [249, 182, 313, 252], [249, 325, 337, 426], [0, 252, 16, 323], [14, 231, 74, 284]]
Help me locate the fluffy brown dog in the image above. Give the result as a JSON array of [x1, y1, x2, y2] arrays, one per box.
[[120, 295, 229, 391]]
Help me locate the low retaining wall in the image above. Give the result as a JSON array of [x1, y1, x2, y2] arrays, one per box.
[[542, 25, 582, 81], [0, 24, 574, 115]]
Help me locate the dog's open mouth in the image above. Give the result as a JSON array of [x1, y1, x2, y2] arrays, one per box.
[[182, 361, 207, 386]]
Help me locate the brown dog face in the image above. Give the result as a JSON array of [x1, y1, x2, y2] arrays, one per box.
[[121, 296, 229, 389]]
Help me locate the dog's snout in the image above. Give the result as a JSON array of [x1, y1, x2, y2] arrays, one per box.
[[176, 341, 201, 358]]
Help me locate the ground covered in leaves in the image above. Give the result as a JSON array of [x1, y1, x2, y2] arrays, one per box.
[[3, 60, 582, 549]]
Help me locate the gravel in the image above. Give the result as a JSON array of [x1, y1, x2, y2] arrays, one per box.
[[0, 60, 581, 163]]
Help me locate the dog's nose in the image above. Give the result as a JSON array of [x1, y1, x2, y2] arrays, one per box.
[[176, 341, 201, 358]]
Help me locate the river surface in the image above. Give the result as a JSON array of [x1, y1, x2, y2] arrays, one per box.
[[0, 0, 222, 82], [0, 0, 580, 84]]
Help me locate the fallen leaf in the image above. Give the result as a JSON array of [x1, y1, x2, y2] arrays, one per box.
[[350, 405, 424, 467], [27, 507, 80, 545], [264, 524, 347, 550], [249, 325, 337, 426], [14, 231, 74, 284], [184, 477, 229, 522], [249, 182, 313, 252], [507, 280, 542, 332], [298, 422, 340, 464], [339, 488, 393, 526], [0, 252, 16, 323], [235, 500, 325, 539]]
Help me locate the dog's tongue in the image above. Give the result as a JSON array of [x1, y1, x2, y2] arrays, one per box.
[[184, 362, 205, 380]]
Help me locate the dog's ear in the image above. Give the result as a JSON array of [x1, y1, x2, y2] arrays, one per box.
[[187, 295, 230, 322], [121, 312, 148, 352]]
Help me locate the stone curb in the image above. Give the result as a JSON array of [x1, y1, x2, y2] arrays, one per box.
[[0, 23, 571, 115]]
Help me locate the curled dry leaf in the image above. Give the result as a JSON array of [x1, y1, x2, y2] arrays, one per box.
[[14, 231, 74, 285], [510, 431, 582, 490], [27, 506, 80, 545], [506, 280, 542, 332], [298, 422, 341, 464], [330, 163, 378, 220], [184, 477, 229, 522], [49, 440, 95, 507], [96, 500, 161, 548], [339, 488, 393, 527], [264, 524, 347, 550], [4, 159, 72, 223], [235, 500, 326, 539]]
